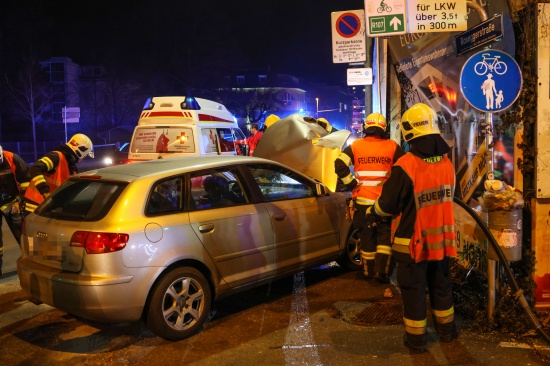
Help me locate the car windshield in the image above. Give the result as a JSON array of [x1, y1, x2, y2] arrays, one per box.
[[35, 179, 128, 221]]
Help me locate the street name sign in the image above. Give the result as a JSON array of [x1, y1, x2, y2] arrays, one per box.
[[407, 0, 467, 33], [331, 10, 367, 63], [460, 50, 522, 113], [455, 14, 503, 55], [364, 0, 406, 37]]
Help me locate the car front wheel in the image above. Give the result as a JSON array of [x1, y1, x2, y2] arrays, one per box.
[[337, 228, 363, 271], [146, 267, 212, 341]]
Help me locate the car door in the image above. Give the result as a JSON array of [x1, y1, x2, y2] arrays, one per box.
[[188, 168, 275, 288], [246, 164, 341, 274]]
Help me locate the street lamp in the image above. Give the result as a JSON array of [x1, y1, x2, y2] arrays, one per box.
[[315, 97, 319, 119]]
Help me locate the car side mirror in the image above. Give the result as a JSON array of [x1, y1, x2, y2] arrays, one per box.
[[315, 183, 330, 196]]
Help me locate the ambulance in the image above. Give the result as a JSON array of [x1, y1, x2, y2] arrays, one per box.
[[128, 96, 246, 162]]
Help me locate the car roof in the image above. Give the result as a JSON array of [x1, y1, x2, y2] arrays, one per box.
[[77, 155, 281, 181]]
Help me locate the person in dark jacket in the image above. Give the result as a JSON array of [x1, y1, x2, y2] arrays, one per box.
[[366, 103, 458, 353], [0, 146, 30, 275], [23, 134, 94, 215]]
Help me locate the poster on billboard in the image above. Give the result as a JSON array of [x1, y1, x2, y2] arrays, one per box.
[[387, 1, 515, 202]]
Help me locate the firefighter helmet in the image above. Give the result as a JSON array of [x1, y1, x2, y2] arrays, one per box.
[[66, 134, 94, 160], [364, 113, 387, 131], [399, 103, 440, 142], [317, 117, 332, 132], [264, 114, 280, 129]]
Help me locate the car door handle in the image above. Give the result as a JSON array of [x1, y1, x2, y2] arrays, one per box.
[[198, 224, 215, 233], [273, 213, 287, 221]]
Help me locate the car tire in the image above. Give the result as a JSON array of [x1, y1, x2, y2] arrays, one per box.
[[337, 228, 363, 271], [146, 267, 212, 341]]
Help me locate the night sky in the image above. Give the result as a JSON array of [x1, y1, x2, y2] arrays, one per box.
[[2, 0, 364, 85]]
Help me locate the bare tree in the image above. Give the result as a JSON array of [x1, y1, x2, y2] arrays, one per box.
[[4, 52, 51, 161], [222, 88, 283, 126]]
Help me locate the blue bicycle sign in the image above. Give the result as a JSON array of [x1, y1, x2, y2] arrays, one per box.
[[460, 50, 522, 113], [474, 53, 508, 76]]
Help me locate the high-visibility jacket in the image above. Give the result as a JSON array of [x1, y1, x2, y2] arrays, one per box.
[[391, 154, 457, 262], [0, 151, 29, 204], [350, 137, 398, 206], [24, 151, 71, 208]]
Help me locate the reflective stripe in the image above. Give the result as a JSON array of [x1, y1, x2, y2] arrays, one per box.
[[337, 153, 352, 166], [25, 202, 38, 212], [341, 173, 355, 184], [376, 245, 392, 256], [361, 251, 375, 261], [356, 197, 375, 205], [361, 180, 384, 186], [30, 175, 46, 186], [403, 317, 427, 335], [38, 156, 55, 171], [356, 170, 390, 177], [432, 306, 455, 324], [392, 237, 410, 255]]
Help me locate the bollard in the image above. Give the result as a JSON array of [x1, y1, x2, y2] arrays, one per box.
[[487, 209, 522, 262]]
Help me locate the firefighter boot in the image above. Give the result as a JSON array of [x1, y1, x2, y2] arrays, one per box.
[[435, 320, 458, 343], [374, 252, 391, 284], [403, 332, 427, 354]]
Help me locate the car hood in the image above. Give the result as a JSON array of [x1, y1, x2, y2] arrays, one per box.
[[253, 113, 350, 192]]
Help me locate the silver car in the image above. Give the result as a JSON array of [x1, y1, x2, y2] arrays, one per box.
[[17, 156, 361, 340]]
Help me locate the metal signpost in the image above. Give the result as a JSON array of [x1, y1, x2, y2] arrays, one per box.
[[62, 106, 80, 143], [460, 49, 522, 319]]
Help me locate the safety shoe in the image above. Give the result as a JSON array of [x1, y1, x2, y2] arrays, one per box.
[[439, 329, 459, 343], [403, 334, 427, 354], [374, 272, 390, 284]]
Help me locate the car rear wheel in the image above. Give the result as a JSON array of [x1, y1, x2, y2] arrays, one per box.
[[337, 228, 362, 271], [146, 267, 212, 341]]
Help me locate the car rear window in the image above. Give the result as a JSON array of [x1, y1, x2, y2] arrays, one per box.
[[35, 179, 128, 221]]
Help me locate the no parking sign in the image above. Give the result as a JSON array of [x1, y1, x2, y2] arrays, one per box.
[[460, 50, 522, 113]]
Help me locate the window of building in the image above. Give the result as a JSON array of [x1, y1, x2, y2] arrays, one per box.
[[236, 76, 245, 86], [258, 75, 267, 85]]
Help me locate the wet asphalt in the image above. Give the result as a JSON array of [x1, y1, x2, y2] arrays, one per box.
[[1, 218, 550, 365]]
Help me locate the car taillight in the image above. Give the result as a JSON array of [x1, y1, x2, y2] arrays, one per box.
[[70, 231, 129, 254]]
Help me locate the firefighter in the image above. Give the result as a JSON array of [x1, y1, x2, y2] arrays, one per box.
[[0, 146, 29, 275], [23, 133, 94, 215], [335, 112, 404, 283], [366, 103, 458, 353]]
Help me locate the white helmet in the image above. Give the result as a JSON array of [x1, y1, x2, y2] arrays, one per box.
[[67, 134, 94, 160], [399, 103, 441, 142]]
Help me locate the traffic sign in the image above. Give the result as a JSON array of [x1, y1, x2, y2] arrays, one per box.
[[455, 14, 503, 55], [460, 50, 522, 113], [62, 106, 80, 123], [364, 0, 406, 37], [331, 10, 367, 63], [407, 0, 467, 33], [347, 68, 373, 86]]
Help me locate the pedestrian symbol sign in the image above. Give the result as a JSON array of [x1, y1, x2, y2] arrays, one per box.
[[460, 50, 522, 113], [364, 0, 407, 37]]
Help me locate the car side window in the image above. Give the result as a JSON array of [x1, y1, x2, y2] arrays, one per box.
[[146, 177, 182, 215], [248, 165, 314, 202], [190, 169, 246, 210]]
